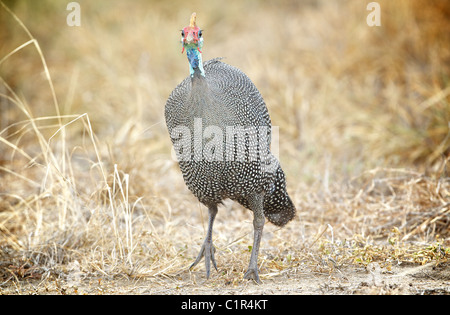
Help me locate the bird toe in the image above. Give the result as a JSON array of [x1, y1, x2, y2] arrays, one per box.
[[189, 241, 218, 279], [243, 268, 261, 284]]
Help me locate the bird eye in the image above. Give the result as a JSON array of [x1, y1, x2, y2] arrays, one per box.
[[181, 30, 185, 37], [198, 30, 202, 37]]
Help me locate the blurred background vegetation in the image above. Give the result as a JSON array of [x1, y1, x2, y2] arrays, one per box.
[[1, 0, 448, 177], [0, 0, 449, 289]]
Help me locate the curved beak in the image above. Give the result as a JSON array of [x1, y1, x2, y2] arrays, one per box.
[[183, 28, 200, 45], [181, 28, 202, 53]]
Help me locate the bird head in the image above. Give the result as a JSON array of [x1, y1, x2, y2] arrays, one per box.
[[181, 13, 205, 77]]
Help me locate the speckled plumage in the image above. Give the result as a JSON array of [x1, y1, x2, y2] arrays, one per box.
[[165, 56, 295, 283]]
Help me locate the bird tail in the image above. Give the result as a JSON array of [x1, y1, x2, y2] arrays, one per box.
[[263, 165, 296, 227]]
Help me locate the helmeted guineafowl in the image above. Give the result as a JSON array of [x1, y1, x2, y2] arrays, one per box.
[[165, 13, 296, 283]]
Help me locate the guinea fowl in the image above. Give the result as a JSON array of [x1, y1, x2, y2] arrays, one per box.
[[165, 13, 295, 283]]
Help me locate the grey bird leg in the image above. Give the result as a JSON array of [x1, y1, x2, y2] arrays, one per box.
[[189, 205, 218, 279], [244, 193, 265, 284]]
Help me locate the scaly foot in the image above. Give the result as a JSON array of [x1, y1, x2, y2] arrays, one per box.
[[244, 267, 261, 284], [189, 240, 218, 279]]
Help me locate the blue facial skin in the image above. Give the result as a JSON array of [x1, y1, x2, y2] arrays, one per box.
[[185, 43, 205, 77], [187, 48, 199, 69]]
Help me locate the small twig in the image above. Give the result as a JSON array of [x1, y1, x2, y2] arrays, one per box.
[[309, 225, 329, 248]]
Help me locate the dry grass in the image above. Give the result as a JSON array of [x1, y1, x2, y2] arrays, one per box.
[[0, 0, 449, 294]]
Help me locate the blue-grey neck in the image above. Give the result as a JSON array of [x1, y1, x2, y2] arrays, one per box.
[[186, 47, 205, 77]]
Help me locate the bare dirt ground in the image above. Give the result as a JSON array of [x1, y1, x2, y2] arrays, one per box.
[[2, 261, 450, 295]]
